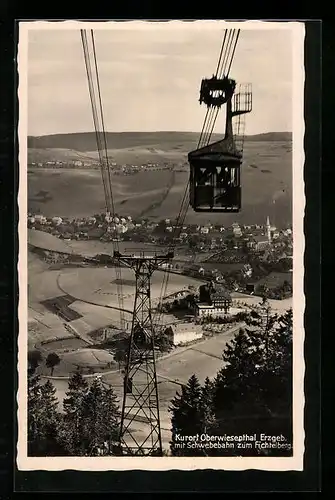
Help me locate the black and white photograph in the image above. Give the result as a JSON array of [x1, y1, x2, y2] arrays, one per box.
[[17, 20, 305, 470]]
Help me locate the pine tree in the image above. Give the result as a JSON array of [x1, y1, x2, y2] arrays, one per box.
[[200, 377, 216, 435], [259, 309, 293, 424], [62, 371, 120, 456], [213, 308, 293, 455], [61, 368, 89, 456], [28, 374, 43, 452], [103, 386, 121, 454], [80, 377, 120, 456], [28, 375, 63, 456], [169, 374, 203, 456]]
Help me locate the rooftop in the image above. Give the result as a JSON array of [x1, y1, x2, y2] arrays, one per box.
[[209, 285, 231, 301]]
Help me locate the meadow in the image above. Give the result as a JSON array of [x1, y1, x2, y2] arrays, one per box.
[[28, 133, 292, 227]]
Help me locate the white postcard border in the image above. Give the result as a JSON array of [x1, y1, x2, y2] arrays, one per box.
[[17, 19, 306, 472]]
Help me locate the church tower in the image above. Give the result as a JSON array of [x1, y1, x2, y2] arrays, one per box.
[[266, 216, 271, 244]]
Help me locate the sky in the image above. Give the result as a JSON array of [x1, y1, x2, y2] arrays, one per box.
[[26, 22, 293, 136]]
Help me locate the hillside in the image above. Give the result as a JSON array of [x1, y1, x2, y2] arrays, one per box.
[[28, 131, 292, 152], [28, 138, 292, 228]]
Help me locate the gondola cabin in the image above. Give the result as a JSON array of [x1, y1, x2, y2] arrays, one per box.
[[188, 77, 252, 213], [189, 140, 242, 213]]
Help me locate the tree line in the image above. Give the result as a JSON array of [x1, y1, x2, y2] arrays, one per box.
[[169, 308, 293, 456], [27, 307, 293, 457], [28, 370, 121, 456]]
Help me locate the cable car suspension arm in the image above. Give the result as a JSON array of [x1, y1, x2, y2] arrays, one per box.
[[154, 29, 241, 328], [198, 29, 240, 149]]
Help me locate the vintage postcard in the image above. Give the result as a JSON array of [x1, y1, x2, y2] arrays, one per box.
[[17, 19, 305, 471]]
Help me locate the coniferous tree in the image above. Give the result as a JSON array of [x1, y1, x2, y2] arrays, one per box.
[[259, 309, 293, 425], [61, 371, 120, 456], [28, 374, 43, 453], [213, 308, 293, 455], [104, 386, 121, 453], [28, 375, 64, 456], [169, 374, 203, 456], [80, 377, 120, 456], [61, 368, 89, 456], [200, 376, 217, 435]]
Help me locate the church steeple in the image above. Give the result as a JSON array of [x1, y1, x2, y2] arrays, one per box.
[[266, 216, 271, 244]]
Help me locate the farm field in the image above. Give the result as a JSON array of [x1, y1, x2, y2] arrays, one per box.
[[28, 168, 173, 219], [58, 266, 205, 312], [65, 240, 161, 258], [232, 292, 292, 312], [28, 250, 203, 348], [28, 138, 292, 227]]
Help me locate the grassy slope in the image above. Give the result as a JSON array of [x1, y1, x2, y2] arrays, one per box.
[[28, 132, 292, 227], [28, 131, 292, 150], [28, 131, 292, 164]]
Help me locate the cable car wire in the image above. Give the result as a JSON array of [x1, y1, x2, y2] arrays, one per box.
[[81, 28, 241, 337], [91, 30, 116, 216], [154, 29, 241, 330], [80, 29, 125, 329]]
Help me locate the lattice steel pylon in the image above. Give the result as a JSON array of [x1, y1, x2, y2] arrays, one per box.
[[113, 249, 174, 456]]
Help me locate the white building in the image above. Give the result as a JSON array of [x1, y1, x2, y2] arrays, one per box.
[[105, 214, 113, 223], [34, 214, 47, 224], [116, 224, 128, 234], [52, 216, 63, 226], [159, 262, 173, 270], [266, 216, 272, 244], [165, 323, 203, 346], [233, 226, 242, 237], [195, 303, 231, 318]]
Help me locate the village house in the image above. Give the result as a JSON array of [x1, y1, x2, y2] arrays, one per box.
[[194, 281, 232, 318], [164, 322, 203, 346]]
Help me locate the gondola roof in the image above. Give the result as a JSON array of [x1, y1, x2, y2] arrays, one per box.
[[188, 136, 242, 162]]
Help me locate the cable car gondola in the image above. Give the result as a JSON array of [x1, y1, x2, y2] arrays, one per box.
[[189, 30, 252, 213]]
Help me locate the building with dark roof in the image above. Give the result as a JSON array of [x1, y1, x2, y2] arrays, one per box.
[[196, 281, 232, 318]]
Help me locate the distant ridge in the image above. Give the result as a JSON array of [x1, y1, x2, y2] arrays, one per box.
[[28, 131, 292, 151]]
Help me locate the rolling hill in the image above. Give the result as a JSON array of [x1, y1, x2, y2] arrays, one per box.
[[27, 131, 293, 227], [28, 131, 292, 152]]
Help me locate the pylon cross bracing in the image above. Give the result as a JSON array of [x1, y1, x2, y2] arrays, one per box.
[[113, 250, 174, 456]]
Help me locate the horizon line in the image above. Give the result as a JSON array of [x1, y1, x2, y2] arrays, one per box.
[[28, 130, 293, 138]]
